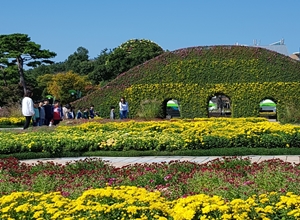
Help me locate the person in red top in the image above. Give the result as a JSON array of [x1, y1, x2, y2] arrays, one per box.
[[52, 100, 63, 125]]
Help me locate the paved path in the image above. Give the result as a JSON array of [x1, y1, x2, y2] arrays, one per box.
[[20, 155, 300, 168]]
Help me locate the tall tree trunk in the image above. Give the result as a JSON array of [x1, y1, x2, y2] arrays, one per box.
[[17, 56, 27, 94]]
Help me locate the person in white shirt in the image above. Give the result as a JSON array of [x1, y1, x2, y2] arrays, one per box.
[[22, 90, 35, 129], [119, 97, 129, 119]]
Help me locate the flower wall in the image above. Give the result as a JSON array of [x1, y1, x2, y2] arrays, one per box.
[[125, 82, 300, 120], [71, 46, 300, 121]]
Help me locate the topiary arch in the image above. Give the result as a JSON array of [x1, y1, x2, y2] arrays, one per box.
[[72, 45, 300, 122]]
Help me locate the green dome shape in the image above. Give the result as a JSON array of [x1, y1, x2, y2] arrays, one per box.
[[73, 45, 300, 122]]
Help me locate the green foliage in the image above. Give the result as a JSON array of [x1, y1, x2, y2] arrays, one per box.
[[0, 33, 56, 93], [72, 46, 300, 122], [0, 65, 19, 87], [0, 84, 23, 107], [280, 103, 300, 124], [24, 39, 163, 92], [88, 48, 112, 83], [104, 39, 164, 80], [65, 47, 94, 75], [137, 99, 163, 119], [37, 71, 93, 104]]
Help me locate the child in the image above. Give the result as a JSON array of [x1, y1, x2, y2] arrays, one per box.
[[76, 109, 82, 119], [43, 99, 53, 126], [39, 100, 45, 126], [32, 101, 40, 126], [110, 106, 115, 120], [52, 100, 63, 125], [83, 108, 89, 119], [68, 107, 75, 119], [89, 105, 95, 119], [62, 104, 70, 120]]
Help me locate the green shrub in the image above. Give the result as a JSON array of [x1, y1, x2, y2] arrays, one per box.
[[280, 103, 300, 124], [137, 99, 162, 119]]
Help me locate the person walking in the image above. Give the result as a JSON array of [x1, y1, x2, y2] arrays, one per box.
[[38, 100, 45, 126], [52, 100, 63, 125], [119, 97, 129, 119], [32, 101, 40, 127], [22, 90, 35, 129], [217, 95, 224, 116], [43, 99, 53, 126], [110, 106, 116, 120]]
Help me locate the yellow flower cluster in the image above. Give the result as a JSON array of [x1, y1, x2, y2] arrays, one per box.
[[1, 118, 300, 154], [0, 117, 24, 126], [0, 187, 299, 219]]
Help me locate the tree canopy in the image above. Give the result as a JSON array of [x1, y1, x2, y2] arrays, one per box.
[[0, 36, 164, 106], [25, 39, 164, 86], [104, 39, 164, 80], [0, 33, 56, 93], [37, 71, 93, 104]]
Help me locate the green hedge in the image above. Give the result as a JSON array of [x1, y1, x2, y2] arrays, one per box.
[[72, 46, 300, 121], [124, 82, 300, 121]]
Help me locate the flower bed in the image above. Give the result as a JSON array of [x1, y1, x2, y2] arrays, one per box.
[[0, 118, 300, 155], [1, 188, 299, 219], [0, 157, 299, 219], [0, 117, 24, 126]]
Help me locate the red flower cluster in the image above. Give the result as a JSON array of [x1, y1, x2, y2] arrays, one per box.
[[0, 157, 299, 200]]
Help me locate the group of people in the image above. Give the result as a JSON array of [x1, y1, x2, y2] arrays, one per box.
[[75, 105, 97, 120], [21, 90, 130, 129], [22, 90, 71, 129]]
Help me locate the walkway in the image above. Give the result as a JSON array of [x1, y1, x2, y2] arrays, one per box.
[[21, 155, 300, 168]]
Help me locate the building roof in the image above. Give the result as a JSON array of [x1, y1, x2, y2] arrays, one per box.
[[255, 44, 289, 56]]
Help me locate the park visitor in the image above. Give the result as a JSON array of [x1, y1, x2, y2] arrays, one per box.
[[32, 101, 40, 126], [52, 100, 63, 125], [43, 99, 53, 126], [21, 90, 35, 129], [76, 108, 82, 119], [83, 108, 89, 119], [110, 106, 116, 120], [89, 105, 95, 119], [38, 100, 45, 126], [119, 97, 129, 119]]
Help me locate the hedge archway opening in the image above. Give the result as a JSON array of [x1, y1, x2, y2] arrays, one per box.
[[208, 94, 231, 118], [259, 98, 277, 120], [164, 98, 181, 119]]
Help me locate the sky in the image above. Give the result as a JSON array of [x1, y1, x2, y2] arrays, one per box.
[[1, 1, 300, 63]]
